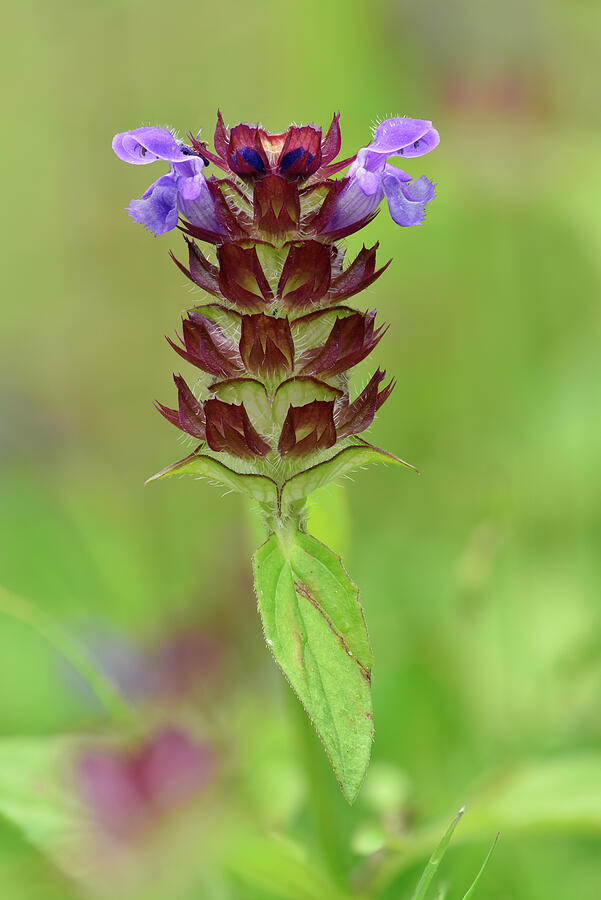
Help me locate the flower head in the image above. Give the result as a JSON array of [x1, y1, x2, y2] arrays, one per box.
[[114, 112, 436, 497]]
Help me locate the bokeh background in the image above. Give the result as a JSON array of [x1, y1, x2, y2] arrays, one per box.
[[2, 0, 600, 897]]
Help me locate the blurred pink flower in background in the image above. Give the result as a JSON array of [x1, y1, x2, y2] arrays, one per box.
[[77, 727, 214, 840]]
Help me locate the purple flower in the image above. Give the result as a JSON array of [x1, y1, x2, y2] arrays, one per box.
[[112, 126, 225, 237], [320, 116, 439, 234]]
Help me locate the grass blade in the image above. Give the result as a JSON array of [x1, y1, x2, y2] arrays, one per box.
[[461, 833, 500, 899], [411, 806, 465, 900]]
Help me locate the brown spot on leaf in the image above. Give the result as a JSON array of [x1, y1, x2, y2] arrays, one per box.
[[294, 579, 372, 683]]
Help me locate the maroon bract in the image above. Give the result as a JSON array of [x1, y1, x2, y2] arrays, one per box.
[[239, 313, 294, 376], [155, 374, 206, 439], [204, 398, 271, 458], [167, 314, 243, 377], [277, 242, 332, 309], [217, 243, 273, 309], [278, 400, 337, 458], [335, 369, 395, 439], [170, 238, 221, 296], [328, 244, 391, 301], [253, 175, 301, 238], [298, 311, 386, 377]]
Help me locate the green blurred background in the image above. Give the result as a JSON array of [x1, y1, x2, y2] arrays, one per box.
[[2, 0, 600, 897]]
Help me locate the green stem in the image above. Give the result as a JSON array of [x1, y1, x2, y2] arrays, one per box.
[[286, 685, 350, 887], [0, 585, 133, 724]]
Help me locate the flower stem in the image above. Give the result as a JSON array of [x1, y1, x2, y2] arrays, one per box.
[[286, 685, 350, 886]]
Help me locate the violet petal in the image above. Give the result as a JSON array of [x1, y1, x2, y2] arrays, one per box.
[[382, 174, 436, 227], [128, 179, 179, 235], [369, 118, 438, 156]]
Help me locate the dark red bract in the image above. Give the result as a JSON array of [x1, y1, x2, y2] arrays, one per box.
[[240, 313, 294, 376], [204, 398, 271, 458], [278, 400, 337, 458]]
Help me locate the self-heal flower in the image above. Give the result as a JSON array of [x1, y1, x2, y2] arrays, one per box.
[[114, 110, 439, 804], [112, 126, 224, 236], [318, 116, 439, 235]]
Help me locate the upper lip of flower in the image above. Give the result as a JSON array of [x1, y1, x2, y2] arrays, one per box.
[[112, 126, 199, 165], [368, 117, 439, 157]]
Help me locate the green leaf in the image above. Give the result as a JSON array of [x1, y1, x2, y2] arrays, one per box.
[[411, 807, 465, 900], [146, 450, 278, 505], [281, 442, 418, 510], [253, 527, 373, 803]]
